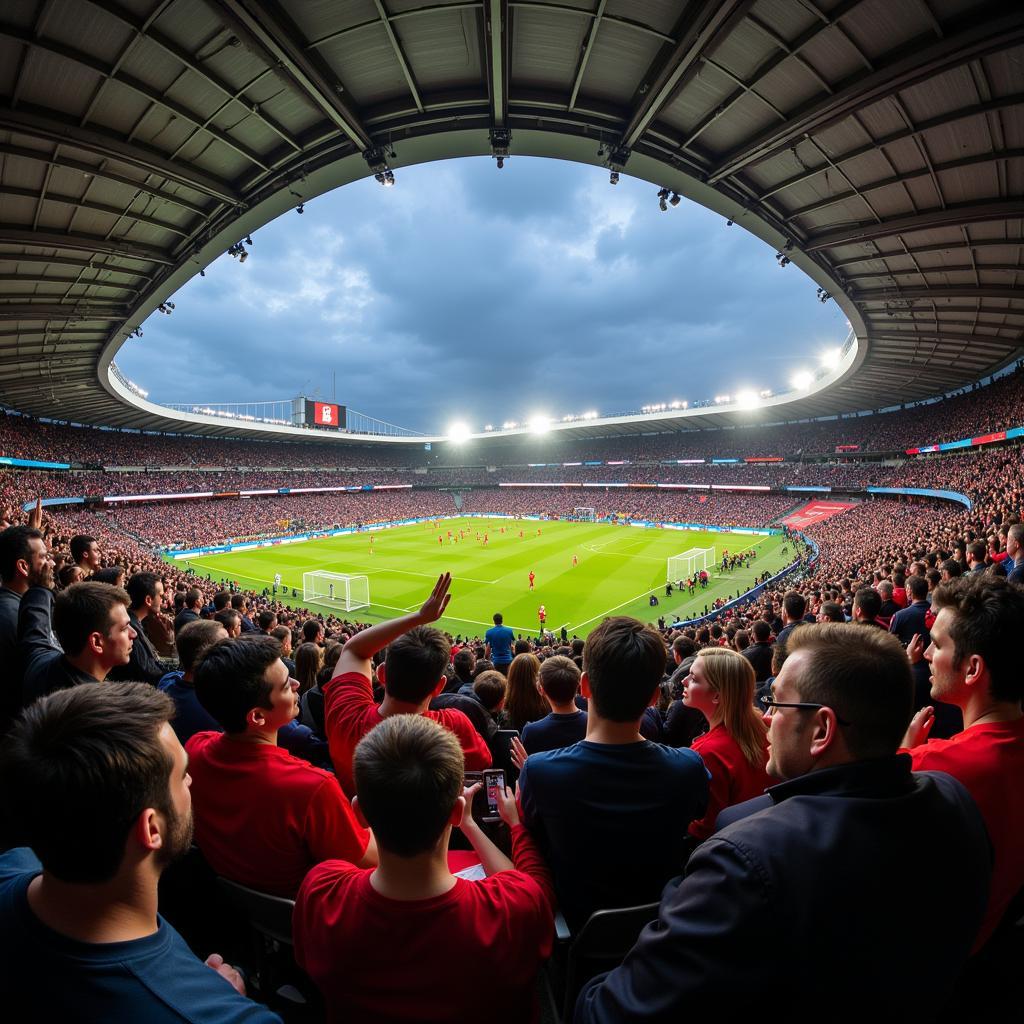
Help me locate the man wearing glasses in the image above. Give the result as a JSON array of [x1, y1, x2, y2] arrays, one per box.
[[576, 623, 991, 1022]]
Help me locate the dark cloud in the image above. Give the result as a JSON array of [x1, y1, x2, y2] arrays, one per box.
[[117, 157, 846, 433]]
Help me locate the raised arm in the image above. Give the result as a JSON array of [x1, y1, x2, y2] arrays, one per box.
[[334, 573, 452, 680]]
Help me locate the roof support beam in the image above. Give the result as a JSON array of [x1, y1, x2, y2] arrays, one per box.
[[214, 0, 372, 150], [0, 305, 127, 321], [845, 263, 1023, 282], [0, 229, 171, 264], [372, 0, 424, 112], [804, 200, 1024, 251], [832, 237, 1024, 269], [568, 0, 606, 111], [0, 252, 147, 277], [870, 332, 1016, 348], [856, 285, 1023, 300], [0, 106, 240, 205], [621, 0, 754, 149], [707, 6, 1024, 184], [486, 0, 509, 128]]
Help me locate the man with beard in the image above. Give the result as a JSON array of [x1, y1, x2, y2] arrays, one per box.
[[0, 681, 280, 1022]]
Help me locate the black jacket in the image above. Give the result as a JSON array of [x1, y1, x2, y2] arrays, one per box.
[[740, 640, 773, 682], [107, 612, 169, 685], [576, 756, 991, 1022], [19, 587, 96, 707]]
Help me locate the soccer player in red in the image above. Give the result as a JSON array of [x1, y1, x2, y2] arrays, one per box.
[[538, 605, 547, 632], [529, 571, 535, 591], [572, 554, 578, 567]]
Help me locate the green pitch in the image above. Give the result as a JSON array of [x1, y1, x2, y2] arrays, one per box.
[[170, 517, 792, 638]]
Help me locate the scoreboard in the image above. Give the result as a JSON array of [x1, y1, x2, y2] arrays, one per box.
[[305, 400, 346, 430]]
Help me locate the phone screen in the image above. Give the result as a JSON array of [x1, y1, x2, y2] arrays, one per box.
[[483, 769, 504, 822]]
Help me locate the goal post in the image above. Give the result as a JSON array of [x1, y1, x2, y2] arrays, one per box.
[[666, 546, 715, 583], [573, 507, 597, 522], [302, 571, 370, 612]]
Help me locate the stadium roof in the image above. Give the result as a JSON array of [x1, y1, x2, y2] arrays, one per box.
[[1, 0, 1021, 441]]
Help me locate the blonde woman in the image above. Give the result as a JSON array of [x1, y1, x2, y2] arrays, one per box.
[[503, 652, 547, 733], [682, 647, 771, 840]]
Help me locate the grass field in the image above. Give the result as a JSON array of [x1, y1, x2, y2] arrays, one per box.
[[169, 517, 792, 638]]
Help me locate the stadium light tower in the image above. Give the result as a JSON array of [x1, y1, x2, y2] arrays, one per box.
[[735, 389, 758, 409], [447, 422, 471, 443], [529, 415, 551, 434], [791, 370, 814, 391]]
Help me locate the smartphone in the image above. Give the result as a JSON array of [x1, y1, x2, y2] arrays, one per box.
[[482, 768, 505, 822]]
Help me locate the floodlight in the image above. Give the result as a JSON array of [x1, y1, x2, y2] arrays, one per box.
[[582, 410, 598, 420], [529, 416, 551, 435], [820, 347, 841, 369], [791, 371, 814, 391], [484, 424, 494, 431], [735, 390, 758, 409], [447, 422, 471, 443]]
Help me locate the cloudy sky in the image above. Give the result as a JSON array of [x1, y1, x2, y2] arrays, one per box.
[[117, 156, 849, 434]]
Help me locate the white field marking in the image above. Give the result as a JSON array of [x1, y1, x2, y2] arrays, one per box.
[[181, 558, 497, 587]]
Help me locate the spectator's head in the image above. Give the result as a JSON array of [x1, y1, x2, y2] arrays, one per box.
[[472, 670, 506, 713], [513, 638, 532, 655], [492, 612, 503, 625], [683, 647, 765, 767], [782, 591, 806, 624], [295, 642, 324, 696], [230, 593, 247, 614], [672, 635, 698, 662], [176, 620, 228, 679], [258, 610, 278, 633], [818, 602, 845, 623], [940, 558, 963, 582], [184, 587, 202, 611], [908, 575, 929, 602], [270, 624, 292, 656], [194, 634, 297, 736], [878, 580, 894, 601], [69, 535, 101, 572], [53, 582, 135, 670], [352, 715, 464, 857], [538, 654, 581, 707], [1006, 523, 1024, 561], [852, 587, 881, 623], [966, 541, 986, 568], [58, 564, 83, 588], [214, 608, 241, 638], [0, 682, 191, 882], [453, 648, 476, 683], [383, 625, 450, 704], [126, 571, 163, 618], [212, 590, 231, 612], [301, 619, 324, 644], [504, 652, 546, 727], [927, 575, 1024, 708], [751, 620, 772, 643], [91, 565, 126, 588], [0, 525, 52, 592], [583, 617, 666, 723], [766, 624, 912, 781]]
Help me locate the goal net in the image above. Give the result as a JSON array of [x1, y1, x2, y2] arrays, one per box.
[[303, 571, 370, 612], [573, 507, 597, 522], [666, 546, 715, 583]]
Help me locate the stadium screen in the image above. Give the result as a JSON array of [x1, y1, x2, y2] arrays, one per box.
[[306, 400, 345, 429]]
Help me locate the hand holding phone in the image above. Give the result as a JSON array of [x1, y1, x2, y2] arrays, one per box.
[[482, 769, 505, 822]]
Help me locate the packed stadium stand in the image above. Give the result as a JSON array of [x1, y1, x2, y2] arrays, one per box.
[[1, 1, 1022, 1022]]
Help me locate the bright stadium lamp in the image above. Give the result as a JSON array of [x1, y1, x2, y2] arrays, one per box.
[[582, 410, 598, 420], [529, 415, 551, 434], [820, 347, 841, 369], [447, 421, 471, 443], [735, 389, 758, 409], [791, 370, 814, 391]]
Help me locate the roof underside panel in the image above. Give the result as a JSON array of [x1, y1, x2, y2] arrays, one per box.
[[0, 0, 1018, 442]]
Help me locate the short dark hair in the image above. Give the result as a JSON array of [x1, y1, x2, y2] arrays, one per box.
[[301, 619, 322, 642], [940, 558, 963, 578], [908, 575, 929, 601], [214, 608, 240, 632], [783, 591, 806, 620], [270, 625, 291, 644], [177, 619, 227, 675], [786, 623, 912, 759], [69, 535, 97, 563], [819, 602, 845, 622], [853, 587, 881, 621], [213, 590, 231, 611], [539, 655, 581, 703], [126, 572, 161, 610], [967, 541, 986, 563], [230, 593, 247, 611], [353, 715, 463, 856], [493, 612, 503, 624], [0, 682, 174, 882], [672, 635, 698, 658], [0, 525, 43, 583], [472, 670, 506, 712], [194, 634, 281, 733], [384, 626, 451, 702], [257, 610, 277, 631], [91, 566, 126, 587], [185, 587, 203, 609], [751, 620, 772, 642], [932, 575, 1024, 703], [453, 648, 476, 682], [584, 616, 666, 722], [53, 582, 130, 656]]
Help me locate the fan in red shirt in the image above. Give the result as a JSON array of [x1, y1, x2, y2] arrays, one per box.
[[681, 647, 771, 841], [900, 574, 1024, 952], [324, 573, 491, 796], [187, 634, 375, 897], [294, 714, 554, 1024]]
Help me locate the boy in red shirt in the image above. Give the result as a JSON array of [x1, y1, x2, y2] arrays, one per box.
[[188, 634, 376, 896], [324, 573, 491, 795], [294, 714, 554, 1023], [901, 574, 1024, 952]]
